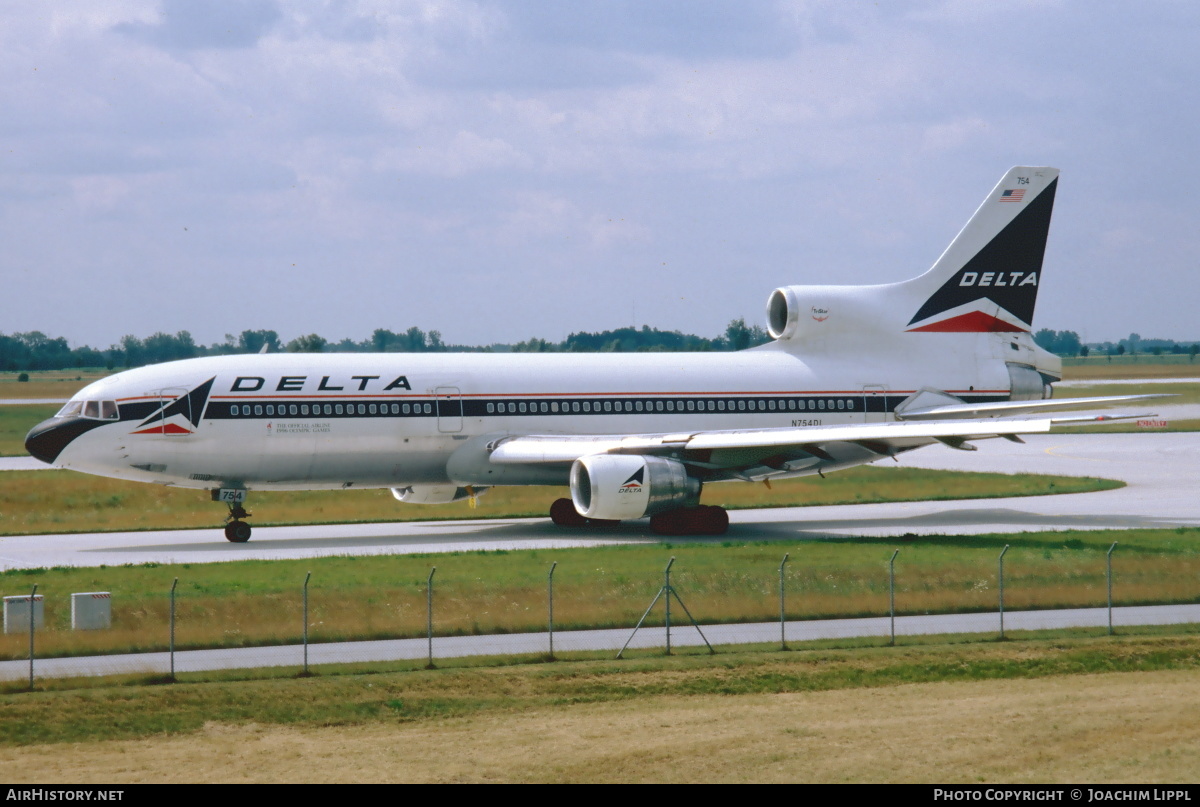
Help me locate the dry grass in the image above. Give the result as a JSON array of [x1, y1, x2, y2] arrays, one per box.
[[2, 668, 1198, 782], [0, 371, 106, 400]]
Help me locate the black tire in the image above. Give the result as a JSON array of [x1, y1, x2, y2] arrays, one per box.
[[225, 521, 252, 543], [650, 511, 685, 536], [549, 498, 588, 527], [699, 505, 730, 535]]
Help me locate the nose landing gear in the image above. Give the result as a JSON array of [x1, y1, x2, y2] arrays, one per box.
[[223, 505, 253, 543], [212, 489, 253, 543]]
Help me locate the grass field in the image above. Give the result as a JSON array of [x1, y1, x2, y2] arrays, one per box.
[[1062, 354, 1200, 379], [0, 404, 56, 455], [0, 370, 108, 400], [2, 630, 1200, 783], [1, 526, 1192, 662]]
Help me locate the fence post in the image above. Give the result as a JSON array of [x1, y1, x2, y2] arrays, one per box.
[[889, 550, 899, 646], [303, 571, 312, 675], [1107, 542, 1118, 636], [547, 561, 557, 659], [28, 584, 37, 691], [170, 578, 178, 681], [998, 544, 1010, 639], [664, 557, 674, 656], [426, 567, 437, 669], [779, 553, 789, 650]]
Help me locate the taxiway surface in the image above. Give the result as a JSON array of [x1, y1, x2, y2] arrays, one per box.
[[0, 433, 1195, 570]]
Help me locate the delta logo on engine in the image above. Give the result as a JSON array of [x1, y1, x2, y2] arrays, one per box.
[[619, 467, 645, 494]]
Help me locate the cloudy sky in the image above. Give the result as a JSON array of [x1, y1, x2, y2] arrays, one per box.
[[2, 1, 1197, 349]]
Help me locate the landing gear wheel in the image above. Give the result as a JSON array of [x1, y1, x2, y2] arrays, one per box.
[[549, 498, 588, 527], [650, 505, 729, 536], [224, 521, 252, 543]]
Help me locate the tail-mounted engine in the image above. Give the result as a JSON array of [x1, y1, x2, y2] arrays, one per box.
[[570, 455, 701, 520], [766, 284, 883, 343]]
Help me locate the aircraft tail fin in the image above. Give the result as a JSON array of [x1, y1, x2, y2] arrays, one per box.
[[903, 166, 1059, 333]]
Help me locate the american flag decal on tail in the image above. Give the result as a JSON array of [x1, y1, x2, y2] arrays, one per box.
[[999, 189, 1026, 203]]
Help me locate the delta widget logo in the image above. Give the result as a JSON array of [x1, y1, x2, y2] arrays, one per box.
[[618, 467, 645, 494], [131, 377, 214, 435]]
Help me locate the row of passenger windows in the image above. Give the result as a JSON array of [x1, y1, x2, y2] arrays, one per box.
[[220, 397, 863, 419], [485, 398, 857, 414], [229, 402, 433, 417]]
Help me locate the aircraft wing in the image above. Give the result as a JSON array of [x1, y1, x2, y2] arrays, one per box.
[[486, 412, 1144, 480], [895, 393, 1167, 420]]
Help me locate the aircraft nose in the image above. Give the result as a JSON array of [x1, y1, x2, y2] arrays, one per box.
[[25, 416, 97, 464]]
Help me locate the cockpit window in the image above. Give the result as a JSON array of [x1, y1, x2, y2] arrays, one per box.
[[57, 399, 118, 420], [56, 400, 82, 418]]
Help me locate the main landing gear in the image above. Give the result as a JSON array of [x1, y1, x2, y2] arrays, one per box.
[[548, 498, 617, 527], [548, 498, 729, 536], [212, 489, 253, 543]]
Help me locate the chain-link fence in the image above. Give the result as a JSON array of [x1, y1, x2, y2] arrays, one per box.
[[3, 540, 1199, 686]]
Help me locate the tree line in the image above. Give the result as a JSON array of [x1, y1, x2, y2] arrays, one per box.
[[1035, 329, 1200, 359], [0, 319, 773, 372], [8, 322, 1192, 373]]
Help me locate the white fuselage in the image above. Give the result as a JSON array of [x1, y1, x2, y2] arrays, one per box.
[[37, 337, 1021, 492]]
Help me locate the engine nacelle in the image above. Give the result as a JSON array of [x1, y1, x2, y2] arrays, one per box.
[[391, 485, 489, 504], [570, 455, 700, 520], [765, 284, 885, 343]]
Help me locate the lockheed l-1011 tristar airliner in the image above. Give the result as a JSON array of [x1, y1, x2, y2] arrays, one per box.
[[26, 167, 1155, 541]]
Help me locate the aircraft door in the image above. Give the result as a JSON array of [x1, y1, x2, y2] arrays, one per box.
[[862, 385, 888, 423], [154, 387, 191, 434], [435, 386, 463, 433]]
